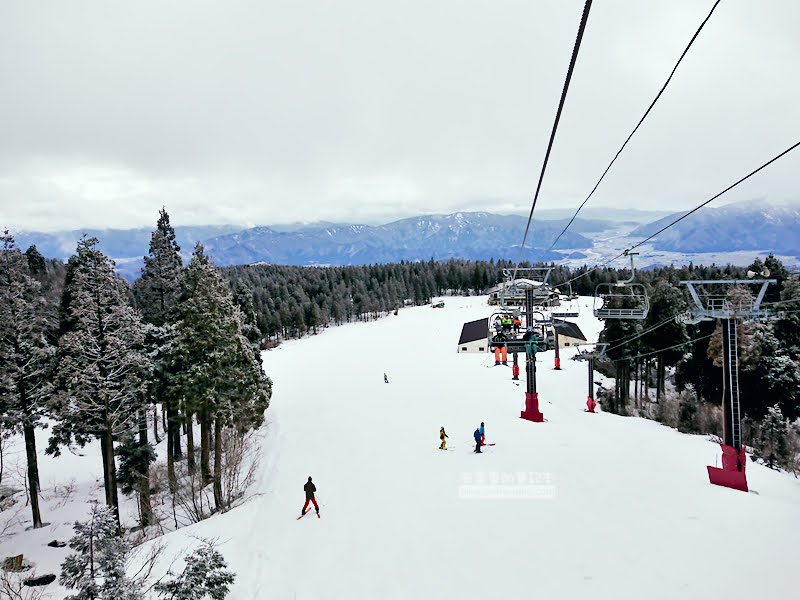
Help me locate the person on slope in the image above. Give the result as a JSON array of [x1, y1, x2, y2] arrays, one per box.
[[474, 428, 483, 453], [439, 427, 449, 450], [480, 422, 486, 446], [384, 372, 389, 383], [302, 476, 320, 516]]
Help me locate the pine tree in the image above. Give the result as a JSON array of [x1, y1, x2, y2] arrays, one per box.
[[641, 280, 687, 401], [167, 245, 271, 509], [153, 544, 235, 600], [24, 243, 47, 275], [133, 208, 184, 502], [134, 208, 182, 328], [59, 504, 143, 600], [115, 435, 156, 526], [0, 230, 54, 528], [48, 237, 149, 530], [753, 405, 791, 470]]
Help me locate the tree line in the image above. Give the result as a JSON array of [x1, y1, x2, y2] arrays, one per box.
[[1, 209, 271, 534]]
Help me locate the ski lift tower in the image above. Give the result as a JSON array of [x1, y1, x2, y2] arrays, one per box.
[[680, 277, 776, 492], [572, 343, 608, 412], [520, 289, 545, 422]]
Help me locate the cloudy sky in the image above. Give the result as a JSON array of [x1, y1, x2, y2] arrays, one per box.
[[1, 0, 798, 232]]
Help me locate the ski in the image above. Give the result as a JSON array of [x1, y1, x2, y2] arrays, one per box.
[[297, 510, 319, 520]]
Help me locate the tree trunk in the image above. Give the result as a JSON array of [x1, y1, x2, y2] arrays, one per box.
[[137, 408, 152, 528], [165, 400, 177, 492], [200, 405, 211, 485], [657, 355, 665, 403], [170, 401, 182, 460], [100, 426, 121, 533], [213, 417, 223, 511], [152, 404, 161, 444], [643, 359, 649, 402], [186, 411, 196, 475], [23, 423, 43, 528]]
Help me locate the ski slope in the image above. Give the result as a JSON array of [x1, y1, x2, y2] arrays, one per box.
[[204, 295, 799, 599], [2, 296, 799, 599]]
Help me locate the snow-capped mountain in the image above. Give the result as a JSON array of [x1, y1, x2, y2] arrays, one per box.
[[8, 201, 799, 280], [630, 200, 800, 255], [199, 212, 597, 267]]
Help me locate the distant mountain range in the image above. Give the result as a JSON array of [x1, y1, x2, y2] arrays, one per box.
[[629, 201, 800, 255], [7, 201, 799, 281]]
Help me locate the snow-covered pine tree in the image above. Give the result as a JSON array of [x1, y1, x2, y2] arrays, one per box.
[[24, 243, 47, 275], [153, 543, 235, 600], [59, 504, 143, 600], [133, 209, 184, 508], [0, 230, 55, 528], [752, 404, 791, 470], [231, 279, 261, 348], [133, 208, 182, 328], [641, 280, 688, 401], [115, 434, 156, 526], [48, 236, 150, 530], [167, 245, 271, 510]]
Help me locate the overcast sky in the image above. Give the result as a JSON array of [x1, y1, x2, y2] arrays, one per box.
[[1, 0, 798, 232]]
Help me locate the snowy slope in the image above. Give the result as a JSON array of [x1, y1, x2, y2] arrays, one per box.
[[2, 296, 799, 599]]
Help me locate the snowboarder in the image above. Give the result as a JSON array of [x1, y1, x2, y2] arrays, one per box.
[[439, 427, 449, 450], [480, 422, 485, 446], [302, 476, 319, 516], [384, 373, 389, 383], [473, 428, 482, 453]]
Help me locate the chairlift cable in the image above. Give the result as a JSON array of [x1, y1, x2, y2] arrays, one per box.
[[627, 140, 800, 254], [604, 313, 683, 352], [511, 0, 593, 285], [540, 0, 723, 260], [611, 333, 714, 363], [556, 140, 800, 290]]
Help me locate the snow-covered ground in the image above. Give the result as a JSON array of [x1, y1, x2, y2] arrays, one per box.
[[2, 296, 799, 599]]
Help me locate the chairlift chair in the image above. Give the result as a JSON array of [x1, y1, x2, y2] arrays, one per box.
[[593, 252, 649, 320], [551, 283, 580, 318]]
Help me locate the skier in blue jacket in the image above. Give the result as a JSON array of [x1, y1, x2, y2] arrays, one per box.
[[473, 428, 482, 453]]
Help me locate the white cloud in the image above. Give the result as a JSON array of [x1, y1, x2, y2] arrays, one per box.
[[1, 0, 798, 232]]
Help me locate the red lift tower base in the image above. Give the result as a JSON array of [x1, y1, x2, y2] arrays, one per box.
[[707, 444, 748, 492], [521, 392, 544, 422]]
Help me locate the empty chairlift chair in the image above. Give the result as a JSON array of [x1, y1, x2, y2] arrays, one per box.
[[593, 252, 649, 320]]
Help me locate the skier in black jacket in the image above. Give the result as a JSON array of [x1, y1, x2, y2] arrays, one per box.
[[302, 476, 319, 516], [473, 428, 482, 453]]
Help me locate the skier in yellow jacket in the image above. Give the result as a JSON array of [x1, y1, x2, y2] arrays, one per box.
[[439, 427, 449, 450]]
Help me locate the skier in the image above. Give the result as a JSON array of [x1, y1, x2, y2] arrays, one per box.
[[473, 428, 482, 453], [439, 427, 449, 450], [513, 317, 522, 334], [480, 422, 485, 446], [301, 476, 320, 516], [384, 372, 389, 383]]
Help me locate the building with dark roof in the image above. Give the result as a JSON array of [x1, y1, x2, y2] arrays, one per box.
[[552, 319, 587, 348], [457, 318, 488, 353]]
